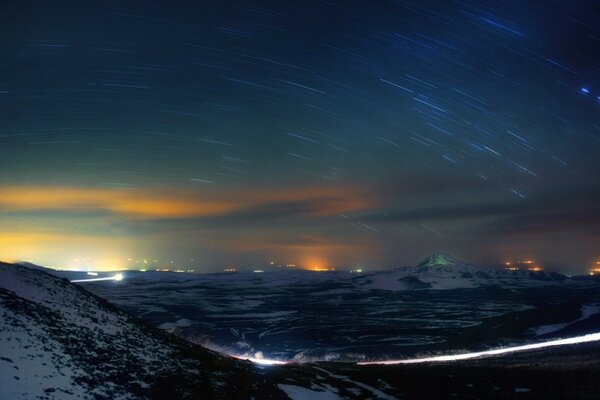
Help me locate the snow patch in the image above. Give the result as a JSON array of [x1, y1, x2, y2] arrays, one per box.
[[158, 318, 194, 330], [278, 384, 342, 400]]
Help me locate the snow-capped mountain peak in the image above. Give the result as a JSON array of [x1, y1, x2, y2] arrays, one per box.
[[353, 253, 568, 291], [418, 252, 461, 267]]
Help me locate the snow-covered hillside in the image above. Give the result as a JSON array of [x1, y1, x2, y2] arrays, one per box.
[[353, 253, 568, 290], [0, 261, 280, 399], [4, 260, 598, 400]]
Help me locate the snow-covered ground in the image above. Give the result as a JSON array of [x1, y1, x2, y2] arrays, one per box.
[[352, 253, 569, 291], [73, 252, 598, 362], [3, 259, 600, 399], [532, 304, 600, 335], [0, 261, 409, 399], [278, 383, 342, 400], [0, 262, 272, 399]]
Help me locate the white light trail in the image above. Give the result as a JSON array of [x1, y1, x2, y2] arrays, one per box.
[[71, 273, 124, 283], [357, 332, 600, 365], [231, 355, 288, 366]]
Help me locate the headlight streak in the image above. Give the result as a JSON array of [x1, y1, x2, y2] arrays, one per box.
[[357, 332, 600, 365], [228, 332, 600, 367], [71, 273, 124, 283], [231, 355, 288, 366]]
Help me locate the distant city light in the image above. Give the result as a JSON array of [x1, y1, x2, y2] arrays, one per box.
[[503, 260, 542, 271], [307, 267, 336, 272]]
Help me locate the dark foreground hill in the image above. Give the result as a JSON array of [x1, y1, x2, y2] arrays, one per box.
[[0, 261, 287, 399]]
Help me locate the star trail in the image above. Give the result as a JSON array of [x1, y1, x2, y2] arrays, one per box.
[[1, 0, 599, 272]]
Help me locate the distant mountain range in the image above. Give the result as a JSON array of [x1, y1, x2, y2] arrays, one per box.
[[351, 252, 571, 291], [31, 252, 592, 293]]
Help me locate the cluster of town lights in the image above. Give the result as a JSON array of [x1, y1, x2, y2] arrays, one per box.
[[589, 261, 600, 276], [504, 260, 544, 272]]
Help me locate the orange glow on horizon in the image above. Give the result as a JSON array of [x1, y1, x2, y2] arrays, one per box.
[[306, 266, 336, 272], [301, 256, 336, 271], [0, 184, 380, 270], [0, 233, 133, 271]]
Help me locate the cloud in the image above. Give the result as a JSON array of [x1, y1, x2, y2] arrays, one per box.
[[375, 173, 493, 198], [0, 184, 375, 220], [0, 186, 233, 218], [365, 183, 600, 237], [479, 206, 600, 236]]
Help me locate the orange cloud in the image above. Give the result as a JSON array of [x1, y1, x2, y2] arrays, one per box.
[[0, 187, 231, 218], [0, 185, 379, 270], [0, 184, 375, 219]]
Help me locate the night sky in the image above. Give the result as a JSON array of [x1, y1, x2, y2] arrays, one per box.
[[1, 1, 599, 273]]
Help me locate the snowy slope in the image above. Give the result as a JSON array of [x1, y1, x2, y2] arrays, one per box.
[[0, 261, 282, 399], [0, 262, 414, 399], [353, 253, 568, 291]]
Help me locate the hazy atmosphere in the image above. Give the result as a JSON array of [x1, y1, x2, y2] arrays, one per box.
[[2, 1, 599, 272]]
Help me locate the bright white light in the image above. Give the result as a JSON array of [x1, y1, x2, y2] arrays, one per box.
[[358, 332, 600, 365], [223, 331, 600, 367], [231, 355, 288, 366], [87, 272, 98, 276], [71, 273, 125, 283]]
